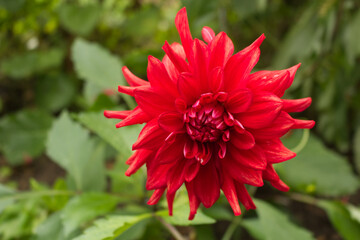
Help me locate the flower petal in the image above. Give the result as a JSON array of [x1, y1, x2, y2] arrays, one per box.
[[249, 111, 295, 140], [223, 155, 264, 186], [202, 26, 215, 43], [115, 107, 150, 128], [282, 97, 312, 113], [185, 159, 200, 182], [162, 41, 188, 73], [125, 150, 154, 176], [192, 39, 209, 92], [221, 173, 241, 215], [193, 161, 220, 208], [147, 56, 178, 97], [258, 139, 296, 163], [226, 88, 252, 113], [132, 119, 168, 150], [167, 190, 176, 216], [209, 32, 234, 70], [229, 129, 255, 150], [178, 72, 202, 105], [235, 183, 256, 210], [247, 64, 301, 97], [263, 164, 289, 191], [146, 162, 173, 190], [167, 158, 187, 194], [122, 66, 149, 87], [292, 119, 315, 129], [155, 134, 186, 165], [223, 34, 265, 91], [236, 91, 283, 129], [185, 182, 200, 220], [228, 144, 266, 170], [158, 112, 184, 132], [175, 7, 193, 64], [134, 87, 175, 117], [147, 187, 166, 205], [208, 67, 224, 93]]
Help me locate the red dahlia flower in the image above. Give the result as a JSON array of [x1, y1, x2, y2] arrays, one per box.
[[104, 7, 314, 220]]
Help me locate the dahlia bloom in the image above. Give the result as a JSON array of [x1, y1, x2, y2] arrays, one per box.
[[104, 7, 314, 219]]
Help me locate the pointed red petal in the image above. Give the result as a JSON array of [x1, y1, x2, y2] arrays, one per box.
[[292, 119, 315, 129], [209, 32, 234, 70], [192, 39, 209, 92], [282, 97, 312, 112], [167, 190, 176, 216], [162, 41, 188, 73], [223, 34, 265, 91], [226, 88, 252, 113], [178, 72, 202, 105], [115, 107, 150, 128], [258, 139, 296, 163], [208, 67, 224, 93], [134, 88, 175, 117], [236, 92, 283, 129], [221, 173, 241, 215], [158, 112, 184, 132], [202, 26, 215, 43], [185, 159, 200, 182], [132, 119, 167, 150], [194, 161, 220, 208], [167, 158, 187, 194], [175, 7, 193, 64], [228, 144, 266, 170], [122, 66, 149, 87], [125, 150, 153, 176], [229, 129, 255, 150], [147, 187, 166, 205], [250, 111, 295, 140], [235, 183, 256, 210], [247, 63, 301, 97], [104, 110, 131, 119], [185, 182, 200, 220]]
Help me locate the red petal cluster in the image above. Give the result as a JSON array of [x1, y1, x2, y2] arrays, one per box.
[[104, 7, 314, 219]]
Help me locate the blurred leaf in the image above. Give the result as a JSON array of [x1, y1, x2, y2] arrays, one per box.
[[35, 74, 77, 112], [0, 184, 14, 213], [0, 109, 53, 165], [113, 218, 150, 240], [354, 126, 360, 174], [343, 10, 360, 65], [77, 111, 141, 156], [318, 200, 360, 240], [201, 203, 233, 221], [0, 0, 25, 12], [1, 48, 64, 79], [72, 38, 124, 90], [58, 3, 100, 36], [279, 131, 359, 196], [273, 2, 323, 68], [46, 112, 106, 191], [61, 193, 119, 237], [232, 0, 267, 19], [156, 205, 216, 226], [88, 94, 118, 112], [194, 225, 216, 240], [35, 212, 78, 240], [241, 219, 266, 240], [242, 199, 315, 240], [347, 204, 360, 224], [73, 213, 151, 240]]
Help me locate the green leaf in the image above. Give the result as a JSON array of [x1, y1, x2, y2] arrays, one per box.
[[242, 199, 315, 240], [58, 3, 100, 36], [318, 200, 360, 240], [1, 48, 64, 79], [0, 109, 53, 165], [35, 212, 78, 240], [77, 111, 141, 156], [279, 131, 359, 196], [71, 38, 124, 90], [343, 10, 360, 65], [354, 126, 360, 174], [241, 219, 266, 240], [0, 184, 15, 213], [73, 214, 151, 240], [61, 193, 119, 236], [156, 205, 216, 226], [35, 74, 77, 112], [46, 111, 106, 191]]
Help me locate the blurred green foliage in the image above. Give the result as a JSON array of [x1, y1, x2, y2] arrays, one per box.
[[0, 0, 360, 239]]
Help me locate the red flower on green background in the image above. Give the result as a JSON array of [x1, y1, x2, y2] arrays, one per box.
[[104, 7, 314, 220]]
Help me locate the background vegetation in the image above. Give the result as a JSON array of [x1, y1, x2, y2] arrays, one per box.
[[0, 0, 360, 239]]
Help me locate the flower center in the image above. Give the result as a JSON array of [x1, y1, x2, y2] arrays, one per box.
[[184, 93, 233, 143]]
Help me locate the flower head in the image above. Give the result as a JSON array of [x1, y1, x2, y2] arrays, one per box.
[[105, 7, 314, 219]]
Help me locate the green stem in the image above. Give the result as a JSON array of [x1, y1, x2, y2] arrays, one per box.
[[291, 129, 310, 153], [222, 216, 241, 240], [155, 215, 187, 240]]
